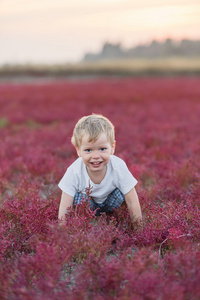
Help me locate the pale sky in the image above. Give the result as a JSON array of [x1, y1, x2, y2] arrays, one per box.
[[1, 0, 200, 64]]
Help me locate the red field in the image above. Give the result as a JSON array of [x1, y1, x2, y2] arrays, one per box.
[[0, 77, 200, 299]]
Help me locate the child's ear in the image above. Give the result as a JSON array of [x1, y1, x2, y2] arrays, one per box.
[[76, 147, 81, 157], [111, 140, 116, 155]]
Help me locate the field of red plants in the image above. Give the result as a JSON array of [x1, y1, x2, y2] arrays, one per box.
[[0, 77, 200, 299]]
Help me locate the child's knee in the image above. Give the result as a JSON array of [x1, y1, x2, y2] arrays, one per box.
[[107, 188, 125, 209], [73, 192, 97, 211], [73, 192, 88, 205]]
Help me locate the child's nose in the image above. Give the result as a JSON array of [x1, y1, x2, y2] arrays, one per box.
[[92, 150, 100, 158]]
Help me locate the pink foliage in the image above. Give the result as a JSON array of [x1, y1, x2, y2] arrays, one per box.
[[0, 77, 200, 299]]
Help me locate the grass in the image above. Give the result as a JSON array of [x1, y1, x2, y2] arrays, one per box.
[[1, 57, 200, 79], [0, 77, 200, 299]]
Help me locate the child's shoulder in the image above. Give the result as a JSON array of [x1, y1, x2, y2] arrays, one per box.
[[68, 157, 84, 172], [110, 155, 127, 168]]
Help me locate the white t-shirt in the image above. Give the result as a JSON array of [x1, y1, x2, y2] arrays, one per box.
[[58, 155, 137, 204]]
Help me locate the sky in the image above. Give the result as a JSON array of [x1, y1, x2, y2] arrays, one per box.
[[1, 0, 200, 65]]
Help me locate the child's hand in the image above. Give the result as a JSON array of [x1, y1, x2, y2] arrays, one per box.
[[136, 218, 143, 229], [124, 188, 142, 225], [131, 217, 143, 231]]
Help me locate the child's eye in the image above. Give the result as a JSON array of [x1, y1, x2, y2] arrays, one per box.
[[85, 149, 91, 153], [100, 147, 106, 151]]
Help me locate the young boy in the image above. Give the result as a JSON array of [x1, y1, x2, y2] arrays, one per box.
[[58, 114, 142, 225]]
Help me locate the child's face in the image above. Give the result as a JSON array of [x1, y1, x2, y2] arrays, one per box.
[[76, 132, 115, 176]]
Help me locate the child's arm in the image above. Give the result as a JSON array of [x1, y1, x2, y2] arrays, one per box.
[[124, 187, 142, 224], [58, 192, 74, 225]]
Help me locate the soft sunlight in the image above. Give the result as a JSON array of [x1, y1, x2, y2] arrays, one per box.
[[0, 0, 200, 63]]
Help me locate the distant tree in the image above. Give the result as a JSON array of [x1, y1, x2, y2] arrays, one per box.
[[83, 38, 200, 61]]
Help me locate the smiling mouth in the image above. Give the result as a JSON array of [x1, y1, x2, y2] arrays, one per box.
[[90, 161, 103, 166]]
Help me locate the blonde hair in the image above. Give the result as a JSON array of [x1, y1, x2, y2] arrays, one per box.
[[71, 114, 115, 148]]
